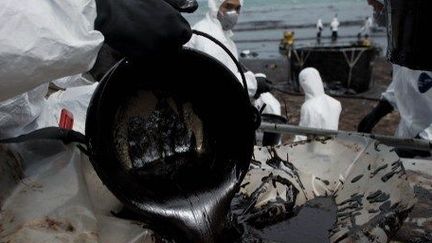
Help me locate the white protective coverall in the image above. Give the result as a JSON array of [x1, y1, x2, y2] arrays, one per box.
[[317, 19, 324, 32], [295, 68, 342, 141], [0, 1, 160, 242], [0, 0, 104, 138], [186, 0, 281, 116], [330, 17, 340, 32], [381, 64, 432, 140]]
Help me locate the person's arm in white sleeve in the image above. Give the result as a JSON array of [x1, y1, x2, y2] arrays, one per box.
[[0, 0, 104, 101]]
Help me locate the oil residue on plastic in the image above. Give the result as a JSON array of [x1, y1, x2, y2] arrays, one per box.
[[237, 197, 337, 243]]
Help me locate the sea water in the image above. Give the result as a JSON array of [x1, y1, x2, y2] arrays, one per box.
[[183, 0, 386, 58]]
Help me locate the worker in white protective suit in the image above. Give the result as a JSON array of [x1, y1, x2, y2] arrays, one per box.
[[0, 0, 104, 139], [330, 15, 340, 42], [359, 65, 432, 157], [359, 0, 432, 158], [186, 0, 281, 117], [316, 18, 324, 41], [381, 67, 432, 140], [295, 68, 342, 141]]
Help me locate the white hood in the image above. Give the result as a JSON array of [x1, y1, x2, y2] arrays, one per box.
[[208, 0, 244, 18], [295, 68, 342, 142], [187, 0, 259, 98], [299, 67, 325, 100]]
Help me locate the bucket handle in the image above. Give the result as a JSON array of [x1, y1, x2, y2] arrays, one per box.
[[192, 30, 249, 96]]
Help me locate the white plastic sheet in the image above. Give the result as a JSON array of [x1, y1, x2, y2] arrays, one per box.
[[0, 0, 104, 101], [0, 135, 418, 242], [39, 83, 98, 134], [0, 143, 157, 243], [51, 74, 95, 90], [241, 135, 416, 242], [382, 65, 432, 139], [0, 84, 49, 139]]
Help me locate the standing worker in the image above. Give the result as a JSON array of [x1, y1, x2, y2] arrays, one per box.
[[330, 14, 340, 42], [359, 0, 432, 158], [295, 68, 342, 141], [187, 0, 281, 117], [316, 19, 324, 43]]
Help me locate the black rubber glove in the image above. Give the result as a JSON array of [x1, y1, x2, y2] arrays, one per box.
[[95, 0, 193, 60], [358, 99, 394, 133], [254, 77, 272, 99]]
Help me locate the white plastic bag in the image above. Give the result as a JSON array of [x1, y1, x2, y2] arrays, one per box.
[[0, 143, 157, 243]]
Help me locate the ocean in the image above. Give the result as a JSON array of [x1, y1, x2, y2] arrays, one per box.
[[183, 0, 387, 58]]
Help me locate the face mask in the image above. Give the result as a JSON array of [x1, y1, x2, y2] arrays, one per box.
[[217, 10, 239, 31]]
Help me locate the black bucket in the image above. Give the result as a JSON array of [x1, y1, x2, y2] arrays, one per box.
[[85, 48, 257, 242], [0, 35, 258, 242], [261, 114, 287, 146]]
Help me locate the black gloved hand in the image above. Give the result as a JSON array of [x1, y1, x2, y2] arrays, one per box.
[[358, 99, 394, 133], [95, 0, 194, 60], [254, 77, 272, 99]]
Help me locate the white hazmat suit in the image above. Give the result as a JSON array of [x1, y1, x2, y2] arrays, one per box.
[[0, 0, 104, 138], [382, 64, 432, 140], [186, 0, 281, 116], [295, 68, 342, 141], [330, 17, 340, 32], [317, 19, 323, 32]]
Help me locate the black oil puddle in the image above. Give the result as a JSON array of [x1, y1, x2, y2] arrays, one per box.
[[239, 197, 337, 243]]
